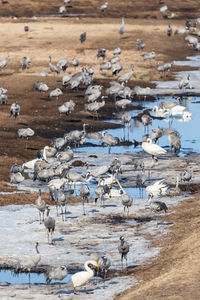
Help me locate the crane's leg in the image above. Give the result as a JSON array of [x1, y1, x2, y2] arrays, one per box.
[[42, 211, 44, 222], [28, 271, 31, 287], [82, 200, 86, 215], [39, 211, 42, 224]]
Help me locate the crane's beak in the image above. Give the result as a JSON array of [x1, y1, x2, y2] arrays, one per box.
[[96, 263, 99, 268]]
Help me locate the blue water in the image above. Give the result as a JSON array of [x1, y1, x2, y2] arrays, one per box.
[[81, 95, 200, 156], [0, 269, 71, 285]]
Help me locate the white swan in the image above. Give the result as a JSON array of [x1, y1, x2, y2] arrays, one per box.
[[23, 146, 50, 170], [71, 260, 99, 294], [142, 138, 166, 161], [146, 179, 168, 197]]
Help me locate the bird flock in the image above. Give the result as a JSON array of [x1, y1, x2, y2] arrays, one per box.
[[0, 0, 198, 296]]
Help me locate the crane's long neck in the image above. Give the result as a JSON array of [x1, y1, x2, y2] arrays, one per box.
[[35, 244, 39, 254], [115, 178, 125, 193]]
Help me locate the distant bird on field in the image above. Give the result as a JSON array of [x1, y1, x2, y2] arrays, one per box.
[[80, 32, 86, 43], [45, 265, 68, 285], [49, 56, 60, 75], [35, 189, 46, 223], [137, 39, 145, 50], [44, 206, 55, 244], [24, 24, 29, 32], [20, 56, 31, 69], [119, 17, 125, 35], [0, 56, 10, 70], [17, 242, 41, 287], [118, 236, 129, 269], [10, 101, 20, 119], [167, 24, 172, 36], [18, 128, 35, 149], [101, 2, 108, 12], [97, 48, 106, 60]]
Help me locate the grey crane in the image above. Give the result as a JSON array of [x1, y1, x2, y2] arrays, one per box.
[[148, 194, 168, 213], [49, 56, 60, 75], [100, 61, 112, 72], [17, 242, 41, 287], [149, 128, 163, 144], [80, 184, 90, 215], [113, 47, 122, 55], [72, 58, 80, 68], [119, 17, 125, 35], [10, 171, 25, 184], [80, 32, 86, 43], [10, 101, 20, 119], [18, 128, 35, 149], [137, 39, 145, 50], [101, 2, 108, 12], [32, 81, 49, 92], [180, 169, 192, 191], [86, 164, 110, 179], [10, 163, 24, 174], [142, 51, 156, 61], [85, 89, 101, 103], [117, 66, 135, 84], [85, 85, 102, 95], [35, 189, 46, 223], [118, 236, 129, 269], [64, 123, 87, 148], [136, 170, 146, 198], [48, 88, 63, 105], [109, 158, 121, 176], [167, 24, 172, 36], [57, 58, 69, 72], [0, 93, 8, 105], [95, 184, 111, 207], [62, 73, 72, 86], [85, 65, 94, 75], [115, 99, 131, 110], [179, 74, 191, 89], [0, 55, 10, 70], [98, 255, 111, 278], [57, 146, 74, 163], [45, 265, 68, 286], [58, 100, 75, 115], [20, 56, 31, 69], [101, 131, 119, 153], [163, 128, 181, 153], [141, 114, 152, 133], [85, 100, 104, 115], [112, 63, 123, 75], [51, 136, 67, 150], [70, 77, 81, 90], [44, 206, 55, 244], [56, 186, 73, 220], [97, 48, 106, 60], [121, 191, 133, 216], [180, 169, 192, 183]]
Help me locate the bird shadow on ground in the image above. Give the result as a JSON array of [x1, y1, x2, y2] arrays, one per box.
[[56, 286, 101, 295]]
